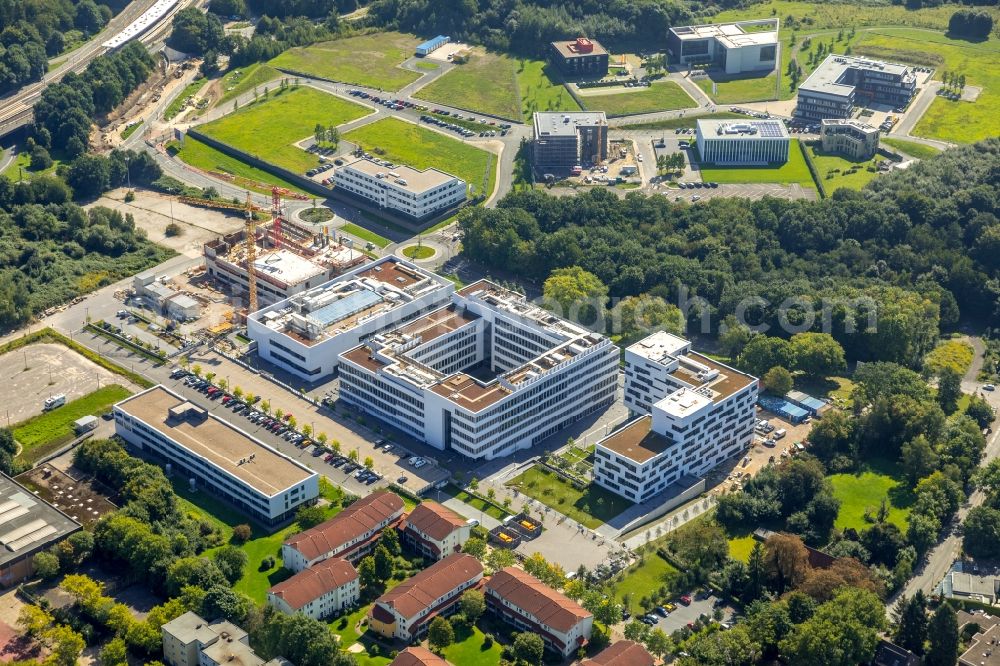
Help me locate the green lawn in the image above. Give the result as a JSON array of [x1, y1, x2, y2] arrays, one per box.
[[517, 58, 581, 120], [13, 385, 132, 455], [401, 245, 434, 259], [173, 136, 307, 195], [699, 139, 816, 190], [415, 61, 439, 71], [613, 554, 680, 614], [341, 222, 390, 248], [414, 51, 521, 120], [829, 459, 913, 531], [728, 535, 757, 562], [808, 145, 885, 192], [444, 625, 503, 666], [165, 78, 208, 120], [197, 86, 368, 174], [881, 137, 942, 160], [925, 339, 975, 375], [506, 466, 632, 529], [696, 73, 779, 104], [121, 122, 142, 140], [269, 31, 421, 91], [624, 111, 747, 131], [218, 63, 282, 105], [343, 117, 496, 199], [579, 81, 696, 116], [441, 485, 511, 521]]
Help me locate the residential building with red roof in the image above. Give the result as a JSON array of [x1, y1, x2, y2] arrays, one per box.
[[582, 640, 655, 666], [398, 501, 471, 560], [485, 566, 593, 658], [266, 557, 359, 619], [369, 553, 483, 642], [388, 647, 452, 666], [282, 491, 405, 572]]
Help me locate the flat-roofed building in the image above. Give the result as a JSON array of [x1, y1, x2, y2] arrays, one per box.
[[247, 256, 454, 380], [594, 331, 758, 502], [696, 119, 790, 165], [267, 557, 359, 619], [369, 553, 483, 641], [533, 112, 608, 170], [796, 54, 916, 121], [583, 641, 655, 666], [485, 566, 593, 658], [668, 20, 778, 74], [390, 647, 452, 666], [0, 473, 81, 587], [162, 612, 289, 666], [333, 158, 466, 220], [820, 118, 880, 159], [114, 386, 318, 525], [338, 280, 619, 461], [282, 490, 405, 572], [549, 38, 609, 78], [398, 501, 471, 560]]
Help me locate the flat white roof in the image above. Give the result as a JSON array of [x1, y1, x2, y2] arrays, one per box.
[[670, 20, 778, 48], [533, 112, 607, 138], [628, 331, 690, 364], [655, 387, 712, 417], [698, 119, 789, 139], [341, 158, 463, 194], [253, 249, 326, 286], [800, 54, 913, 97]]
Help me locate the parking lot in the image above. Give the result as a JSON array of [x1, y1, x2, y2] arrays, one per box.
[[638, 592, 735, 635]]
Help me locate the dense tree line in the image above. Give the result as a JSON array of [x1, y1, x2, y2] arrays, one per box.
[[244, 0, 363, 19], [228, 15, 342, 66], [948, 8, 994, 38], [33, 41, 156, 158]]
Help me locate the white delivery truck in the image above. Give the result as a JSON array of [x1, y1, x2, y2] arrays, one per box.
[[43, 394, 66, 411]]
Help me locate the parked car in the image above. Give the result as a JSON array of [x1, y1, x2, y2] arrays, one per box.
[[397, 476, 408, 484], [680, 595, 692, 605]]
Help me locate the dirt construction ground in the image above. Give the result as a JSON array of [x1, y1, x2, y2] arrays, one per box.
[[0, 343, 140, 426]]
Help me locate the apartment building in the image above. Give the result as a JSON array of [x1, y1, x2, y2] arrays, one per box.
[[583, 641, 655, 666], [820, 118, 880, 159], [333, 158, 466, 220], [549, 38, 609, 78], [369, 553, 484, 642], [595, 331, 758, 503], [162, 613, 288, 666], [533, 112, 609, 169], [485, 566, 593, 658], [114, 386, 318, 525], [667, 20, 778, 74], [282, 491, 404, 572], [266, 557, 359, 619], [398, 501, 471, 561], [338, 280, 620, 461], [247, 256, 454, 380], [696, 119, 790, 165], [390, 647, 452, 666], [796, 54, 916, 121]]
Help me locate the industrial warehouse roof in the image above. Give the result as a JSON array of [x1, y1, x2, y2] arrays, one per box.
[[533, 111, 607, 137], [115, 386, 316, 497], [485, 566, 592, 633], [341, 158, 464, 194], [799, 54, 912, 97], [0, 473, 80, 568]]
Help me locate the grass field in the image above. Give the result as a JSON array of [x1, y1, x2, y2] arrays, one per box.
[[269, 32, 421, 91], [174, 136, 307, 194], [507, 466, 632, 529], [881, 137, 942, 160], [808, 145, 884, 192], [218, 63, 282, 105], [580, 81, 696, 116], [696, 73, 779, 104], [925, 339, 975, 375], [13, 385, 132, 455], [829, 459, 913, 531], [341, 222, 390, 248], [613, 554, 680, 614], [197, 86, 368, 174], [414, 51, 521, 120], [728, 535, 757, 562], [518, 58, 581, 120], [444, 625, 503, 666], [1, 148, 62, 180], [343, 117, 496, 198], [441, 484, 511, 521], [401, 244, 434, 259], [623, 111, 747, 131], [699, 139, 816, 189], [121, 122, 142, 140], [165, 78, 207, 120]]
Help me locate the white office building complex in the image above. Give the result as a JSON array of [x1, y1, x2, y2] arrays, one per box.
[[593, 332, 757, 503], [114, 386, 319, 525], [338, 280, 620, 461], [247, 257, 454, 380], [696, 119, 790, 165], [820, 118, 880, 159], [667, 20, 778, 74], [796, 54, 916, 121], [333, 158, 466, 220]]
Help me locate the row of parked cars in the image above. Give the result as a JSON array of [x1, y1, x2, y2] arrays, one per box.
[[420, 114, 477, 138], [677, 181, 719, 189], [322, 451, 381, 485], [348, 89, 426, 114], [306, 163, 335, 178]]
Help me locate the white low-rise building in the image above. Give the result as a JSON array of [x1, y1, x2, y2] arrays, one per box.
[[338, 280, 619, 461], [696, 119, 790, 165], [333, 158, 466, 220], [820, 118, 880, 160], [594, 332, 758, 503], [667, 20, 778, 74]]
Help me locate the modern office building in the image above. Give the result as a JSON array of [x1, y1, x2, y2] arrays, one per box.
[[338, 279, 620, 461], [369, 553, 484, 642], [533, 112, 609, 169], [695, 119, 790, 165], [667, 20, 778, 74], [333, 158, 467, 220], [282, 490, 405, 572], [162, 612, 289, 666], [247, 256, 454, 380], [266, 557, 359, 619], [796, 54, 916, 121], [583, 641, 655, 666], [594, 332, 758, 503], [114, 386, 318, 525], [485, 566, 593, 658], [549, 37, 610, 78], [820, 118, 880, 159], [398, 501, 471, 561]]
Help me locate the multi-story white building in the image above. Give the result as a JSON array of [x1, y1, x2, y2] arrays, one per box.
[[162, 612, 289, 666], [114, 386, 318, 525], [820, 118, 880, 160], [398, 501, 471, 561], [338, 280, 620, 461], [796, 54, 916, 121], [247, 256, 454, 380], [667, 20, 778, 74], [594, 332, 758, 503], [696, 119, 790, 165], [267, 557, 359, 619], [333, 158, 466, 220]]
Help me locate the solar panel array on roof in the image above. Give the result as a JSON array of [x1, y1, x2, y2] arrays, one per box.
[[310, 290, 383, 327], [757, 122, 785, 137]]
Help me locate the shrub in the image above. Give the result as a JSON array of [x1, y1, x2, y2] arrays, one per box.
[[233, 524, 252, 543], [165, 222, 183, 237]]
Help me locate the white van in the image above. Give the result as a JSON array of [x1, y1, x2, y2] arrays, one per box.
[[774, 428, 787, 440], [43, 394, 66, 410]]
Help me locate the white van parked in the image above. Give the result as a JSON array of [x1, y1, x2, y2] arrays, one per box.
[[774, 428, 787, 440], [43, 394, 66, 410]]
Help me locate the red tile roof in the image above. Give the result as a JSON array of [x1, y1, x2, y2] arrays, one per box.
[[284, 491, 404, 562], [389, 647, 451, 666], [374, 553, 483, 620], [267, 558, 357, 610], [583, 641, 655, 666], [485, 567, 591, 633], [401, 502, 467, 542]]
